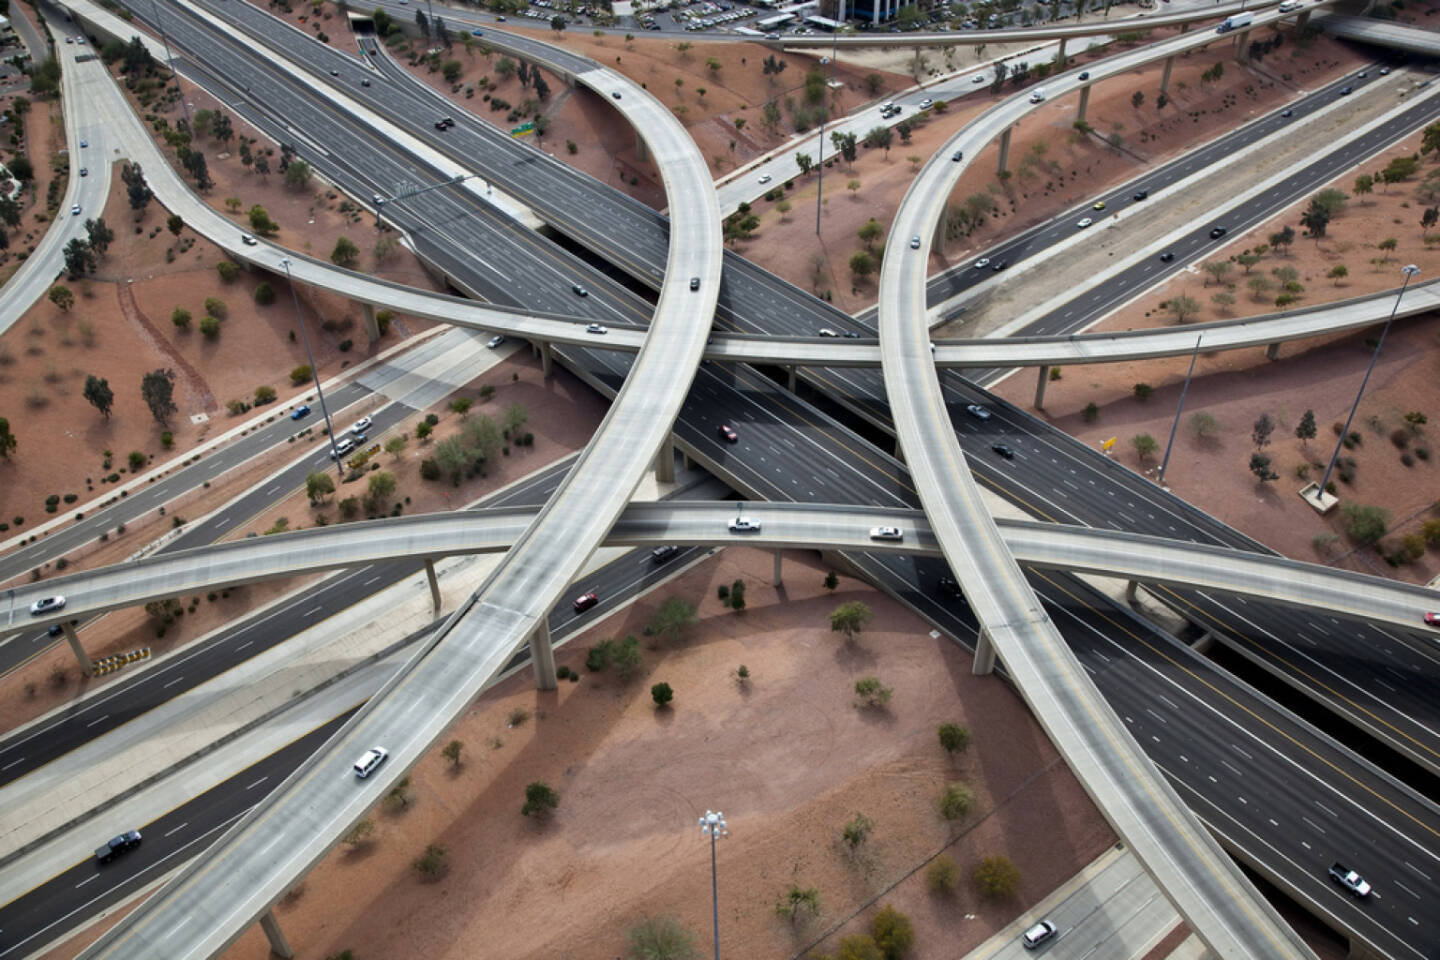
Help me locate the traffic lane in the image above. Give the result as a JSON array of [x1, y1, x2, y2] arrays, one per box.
[[0, 710, 353, 959]]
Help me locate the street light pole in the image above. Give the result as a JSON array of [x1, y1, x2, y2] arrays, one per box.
[[1316, 263, 1419, 498], [280, 258, 344, 476], [1156, 333, 1202, 487], [150, 0, 191, 131], [698, 809, 728, 960]]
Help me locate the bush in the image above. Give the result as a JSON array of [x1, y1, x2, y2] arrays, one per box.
[[1082, 401, 1099, 422], [842, 811, 875, 849], [973, 855, 1021, 899], [338, 339, 353, 352], [204, 296, 227, 319], [651, 682, 674, 706], [412, 843, 448, 880], [937, 782, 973, 820], [254, 281, 275, 305], [1341, 502, 1390, 545], [586, 642, 613, 672], [216, 260, 240, 282], [870, 905, 914, 960], [128, 450, 146, 470], [1133, 382, 1154, 401], [419, 458, 441, 480], [289, 365, 313, 385], [716, 583, 730, 601], [854, 675, 892, 708], [199, 316, 221, 339], [625, 915, 698, 960], [521, 781, 560, 817], [925, 853, 960, 893], [171, 307, 191, 329], [937, 723, 970, 754], [254, 385, 277, 404]]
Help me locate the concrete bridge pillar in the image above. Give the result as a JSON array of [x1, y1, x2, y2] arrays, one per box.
[[1077, 85, 1091, 123], [1055, 36, 1067, 69], [540, 341, 553, 378], [656, 434, 676, 484], [1160, 56, 1175, 97], [424, 559, 442, 616], [786, 364, 797, 391], [531, 618, 558, 690], [1266, 342, 1281, 361], [972, 628, 997, 675], [1191, 630, 1218, 655], [1179, 19, 1189, 33], [997, 126, 1013, 176], [1034, 365, 1051, 409], [931, 215, 947, 259], [893, 437, 905, 463], [61, 622, 92, 676], [773, 549, 783, 586], [260, 909, 295, 959], [360, 302, 380, 342], [1125, 580, 1140, 605], [1234, 31, 1249, 62], [1296, 10, 1311, 29], [634, 130, 648, 163]]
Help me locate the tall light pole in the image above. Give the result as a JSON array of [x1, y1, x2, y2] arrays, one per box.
[[150, 0, 191, 132], [698, 809, 728, 960], [280, 258, 344, 476], [1156, 333, 1202, 487], [1316, 264, 1419, 499]]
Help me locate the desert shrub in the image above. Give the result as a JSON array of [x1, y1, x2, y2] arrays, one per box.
[[521, 781, 560, 817], [925, 853, 959, 893], [254, 281, 275, 305], [625, 914, 698, 960], [419, 458, 441, 480], [973, 855, 1021, 899], [216, 260, 240, 282], [937, 782, 973, 820], [289, 365, 313, 385], [412, 843, 448, 880], [937, 723, 970, 754], [870, 905, 914, 960]]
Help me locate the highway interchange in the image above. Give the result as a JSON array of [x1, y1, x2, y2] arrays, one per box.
[[2, 0, 1440, 955]]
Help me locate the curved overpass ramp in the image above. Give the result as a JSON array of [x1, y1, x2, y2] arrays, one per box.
[[77, 47, 723, 960], [10, 503, 1438, 641], [877, 35, 1318, 960]]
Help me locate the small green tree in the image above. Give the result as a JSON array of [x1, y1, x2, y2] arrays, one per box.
[[521, 781, 560, 818], [625, 915, 698, 960], [306, 471, 336, 503], [341, 818, 374, 847], [937, 782, 973, 820], [442, 739, 463, 767], [870, 904, 915, 960], [728, 579, 746, 611], [412, 842, 448, 880], [83, 375, 114, 420], [141, 368, 178, 425], [614, 635, 643, 679], [171, 307, 192, 330], [366, 470, 397, 511], [842, 811, 875, 850], [290, 364, 313, 385], [254, 282, 276, 306], [974, 855, 1021, 899], [925, 853, 959, 893], [651, 596, 697, 644], [937, 723, 970, 755], [1249, 452, 1278, 482], [1131, 433, 1159, 464], [0, 417, 15, 460], [48, 285, 74, 311], [199, 316, 221, 339], [1295, 409, 1317, 447], [854, 676, 892, 708], [837, 935, 884, 960], [1328, 264, 1349, 285], [1341, 502, 1390, 544], [651, 682, 674, 707], [331, 235, 360, 268], [1164, 295, 1201, 323], [167, 213, 184, 238], [824, 571, 839, 591], [386, 775, 413, 810], [829, 600, 873, 643], [1133, 383, 1154, 401], [204, 297, 228, 320], [1190, 411, 1220, 439], [775, 885, 821, 923]]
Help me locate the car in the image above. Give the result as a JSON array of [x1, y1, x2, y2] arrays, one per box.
[[1077, 217, 1093, 229], [241, 233, 258, 245], [79, 168, 87, 177], [1357, 71, 1368, 79], [1021, 919, 1056, 949], [651, 545, 680, 563], [869, 526, 903, 541], [819, 56, 831, 65], [1340, 86, 1353, 96], [30, 596, 66, 615], [937, 576, 962, 598], [573, 283, 589, 297], [843, 330, 860, 338], [918, 97, 933, 109], [472, 28, 485, 36], [1159, 251, 1175, 262], [1328, 862, 1372, 897], [361, 78, 371, 87], [79, 139, 87, 148], [329, 69, 339, 77], [1209, 226, 1227, 239], [351, 416, 373, 436], [353, 747, 388, 778], [689, 276, 700, 290], [991, 260, 1008, 271], [951, 150, 963, 162], [909, 235, 921, 249], [1133, 189, 1148, 200], [1028, 89, 1045, 103], [442, 117, 454, 128], [1281, 108, 1293, 117], [612, 90, 622, 99], [965, 403, 991, 420], [585, 322, 608, 334], [972, 74, 986, 83], [290, 404, 311, 420], [330, 437, 356, 459], [65, 36, 73, 43], [573, 591, 600, 612], [991, 443, 1015, 459], [973, 257, 991, 269], [728, 516, 761, 532], [95, 830, 142, 863], [76, 36, 85, 45], [487, 334, 506, 348], [496, 14, 505, 19], [1380, 67, 1390, 75], [758, 174, 772, 184], [818, 327, 840, 337], [1423, 611, 1440, 626], [71, 204, 81, 216], [717, 423, 738, 442], [48, 623, 65, 637], [1078, 71, 1090, 80], [1092, 200, 1106, 211]]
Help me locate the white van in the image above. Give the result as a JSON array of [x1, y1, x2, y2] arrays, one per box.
[[353, 746, 388, 778], [1029, 88, 1046, 103]]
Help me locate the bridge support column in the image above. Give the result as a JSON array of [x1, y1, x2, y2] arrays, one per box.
[[996, 127, 1013, 176], [931, 214, 947, 259], [1191, 630, 1218, 655], [1055, 36, 1067, 70], [786, 364, 797, 391], [634, 130, 648, 163], [360, 302, 380, 342], [656, 434, 676, 484], [1234, 32, 1248, 63], [540, 341, 553, 378], [773, 549, 783, 586], [972, 628, 997, 675], [893, 437, 905, 463], [1265, 342, 1280, 361], [1125, 580, 1139, 605], [62, 623, 92, 676], [1077, 85, 1091, 124], [1034, 365, 1051, 409], [1296, 10, 1311, 29], [1179, 19, 1189, 33], [531, 619, 558, 691], [424, 559, 442, 616], [1160, 56, 1175, 98], [260, 909, 295, 959]]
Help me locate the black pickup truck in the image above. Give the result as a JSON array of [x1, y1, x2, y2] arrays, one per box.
[[95, 830, 142, 864]]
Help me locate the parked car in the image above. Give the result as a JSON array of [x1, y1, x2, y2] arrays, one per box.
[[290, 404, 311, 420], [351, 416, 373, 436], [95, 830, 142, 863], [353, 747, 388, 778], [717, 423, 738, 443], [30, 596, 66, 616], [991, 443, 1016, 459], [573, 591, 600, 612], [965, 404, 991, 420], [728, 516, 761, 532], [651, 545, 680, 563], [869, 526, 903, 541]]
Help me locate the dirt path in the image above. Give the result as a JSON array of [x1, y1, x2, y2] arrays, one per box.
[[114, 283, 218, 413]]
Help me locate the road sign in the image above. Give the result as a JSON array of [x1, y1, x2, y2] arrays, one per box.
[[510, 122, 535, 137], [1101, 437, 1116, 451]]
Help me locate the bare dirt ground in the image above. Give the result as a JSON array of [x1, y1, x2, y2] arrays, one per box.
[[43, 548, 1115, 960], [0, 350, 606, 735]]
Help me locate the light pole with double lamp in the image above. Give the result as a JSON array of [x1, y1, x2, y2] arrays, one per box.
[[279, 258, 344, 477], [699, 809, 728, 960]]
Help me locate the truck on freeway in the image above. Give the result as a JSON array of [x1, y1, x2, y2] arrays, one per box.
[[1328, 862, 1373, 897], [1216, 11, 1253, 31]]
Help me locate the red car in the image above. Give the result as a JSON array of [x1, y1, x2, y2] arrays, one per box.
[[573, 592, 599, 612], [1425, 612, 1440, 627], [717, 424, 738, 443]]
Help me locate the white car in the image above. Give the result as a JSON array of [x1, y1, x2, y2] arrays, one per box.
[[1021, 919, 1056, 949], [918, 98, 933, 109], [30, 595, 66, 615], [728, 516, 761, 532], [869, 526, 903, 541], [973, 258, 990, 269], [330, 437, 356, 459], [818, 327, 840, 337], [351, 416, 373, 436], [758, 174, 772, 184], [353, 746, 388, 778], [972, 74, 986, 83], [70, 204, 81, 216], [487, 334, 506, 348], [586, 323, 608, 335], [1077, 217, 1093, 228], [966, 403, 992, 420], [1029, 89, 1045, 103]]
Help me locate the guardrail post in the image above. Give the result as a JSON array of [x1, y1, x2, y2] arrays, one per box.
[[1265, 342, 1280, 361], [1160, 56, 1175, 97], [531, 619, 558, 690], [62, 622, 93, 676], [997, 126, 1013, 176], [360, 302, 380, 342], [972, 628, 997, 674], [1077, 85, 1091, 123], [773, 549, 783, 586], [424, 559, 441, 615], [1034, 365, 1050, 409], [259, 908, 295, 959], [656, 435, 676, 484]]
